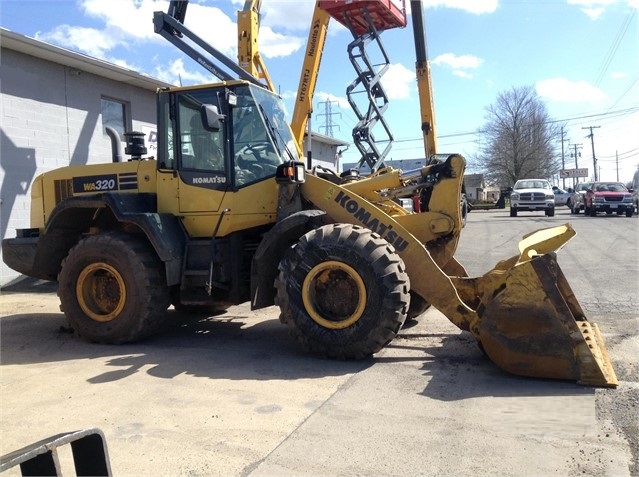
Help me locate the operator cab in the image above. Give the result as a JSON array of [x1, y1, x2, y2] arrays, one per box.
[[156, 81, 300, 189]]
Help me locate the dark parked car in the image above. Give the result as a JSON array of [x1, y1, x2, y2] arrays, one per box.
[[583, 182, 634, 217]]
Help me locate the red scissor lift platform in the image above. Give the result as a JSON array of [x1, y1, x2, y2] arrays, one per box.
[[318, 0, 406, 36]]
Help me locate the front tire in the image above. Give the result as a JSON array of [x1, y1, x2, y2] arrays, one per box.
[[510, 207, 518, 217], [58, 232, 170, 344], [275, 224, 410, 359]]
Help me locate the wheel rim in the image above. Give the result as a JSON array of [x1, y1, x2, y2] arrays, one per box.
[[302, 260, 367, 329], [76, 262, 127, 322]]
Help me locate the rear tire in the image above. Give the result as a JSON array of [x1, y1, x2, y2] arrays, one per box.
[[58, 232, 170, 344], [275, 223, 410, 359]]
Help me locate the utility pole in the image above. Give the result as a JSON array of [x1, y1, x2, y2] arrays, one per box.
[[582, 125, 600, 181], [560, 126, 569, 189], [570, 143, 582, 188]]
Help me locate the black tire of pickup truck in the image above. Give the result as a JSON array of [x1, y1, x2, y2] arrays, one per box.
[[58, 232, 170, 344]]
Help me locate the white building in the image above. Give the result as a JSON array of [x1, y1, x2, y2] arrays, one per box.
[[1, 28, 174, 286]]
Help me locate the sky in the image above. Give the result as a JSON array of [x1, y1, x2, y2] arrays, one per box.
[[1, 0, 638, 186]]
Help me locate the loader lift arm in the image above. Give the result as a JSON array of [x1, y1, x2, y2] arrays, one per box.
[[301, 168, 618, 387]]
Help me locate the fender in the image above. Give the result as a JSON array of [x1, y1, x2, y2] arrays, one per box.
[[250, 209, 330, 309], [35, 193, 187, 285]]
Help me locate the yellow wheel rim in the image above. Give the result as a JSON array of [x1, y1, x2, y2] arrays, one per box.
[[302, 260, 367, 329], [76, 263, 126, 322]]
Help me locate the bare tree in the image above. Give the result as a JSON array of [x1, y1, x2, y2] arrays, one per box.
[[474, 85, 562, 187]]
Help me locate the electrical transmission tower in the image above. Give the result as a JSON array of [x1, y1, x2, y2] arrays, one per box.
[[316, 99, 341, 137]]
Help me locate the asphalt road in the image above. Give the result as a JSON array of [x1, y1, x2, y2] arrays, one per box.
[[1, 206, 637, 477]]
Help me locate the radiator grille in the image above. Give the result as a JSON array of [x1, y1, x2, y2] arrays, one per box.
[[54, 179, 73, 204]]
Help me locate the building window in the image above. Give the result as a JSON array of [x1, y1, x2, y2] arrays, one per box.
[[101, 97, 127, 137]]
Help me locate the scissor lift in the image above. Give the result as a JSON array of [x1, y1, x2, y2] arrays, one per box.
[[318, 1, 406, 171]]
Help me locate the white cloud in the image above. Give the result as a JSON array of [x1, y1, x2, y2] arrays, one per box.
[[432, 53, 483, 69], [153, 57, 210, 85], [260, 2, 317, 32], [566, 0, 638, 19], [81, 0, 167, 41], [432, 53, 483, 78], [35, 0, 305, 67], [258, 27, 305, 58], [162, 2, 238, 57], [582, 7, 605, 19], [35, 25, 117, 58], [381, 63, 416, 100], [315, 91, 350, 109], [536, 78, 608, 102], [425, 0, 498, 14], [453, 70, 473, 79]]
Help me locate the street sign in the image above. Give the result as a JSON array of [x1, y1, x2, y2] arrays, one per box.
[[560, 168, 588, 178]]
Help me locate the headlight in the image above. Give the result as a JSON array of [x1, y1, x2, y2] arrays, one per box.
[[545, 193, 554, 199], [594, 196, 605, 203], [511, 193, 519, 200], [622, 195, 632, 203]]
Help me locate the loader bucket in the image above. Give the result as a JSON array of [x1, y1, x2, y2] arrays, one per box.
[[475, 225, 618, 387]]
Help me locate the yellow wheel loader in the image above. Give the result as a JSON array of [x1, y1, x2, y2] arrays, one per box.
[[1, 1, 617, 387]]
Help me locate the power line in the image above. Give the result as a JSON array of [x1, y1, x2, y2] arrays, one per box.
[[598, 147, 639, 160], [607, 73, 639, 112], [388, 106, 639, 144], [594, 9, 635, 87]]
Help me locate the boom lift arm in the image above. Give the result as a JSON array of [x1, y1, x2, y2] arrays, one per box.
[[291, 1, 408, 171], [410, 0, 437, 157], [290, 5, 333, 157]]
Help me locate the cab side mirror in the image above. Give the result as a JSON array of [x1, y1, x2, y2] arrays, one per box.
[[201, 104, 225, 132]]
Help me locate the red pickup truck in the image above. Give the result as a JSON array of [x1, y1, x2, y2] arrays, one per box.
[[584, 182, 634, 217]]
